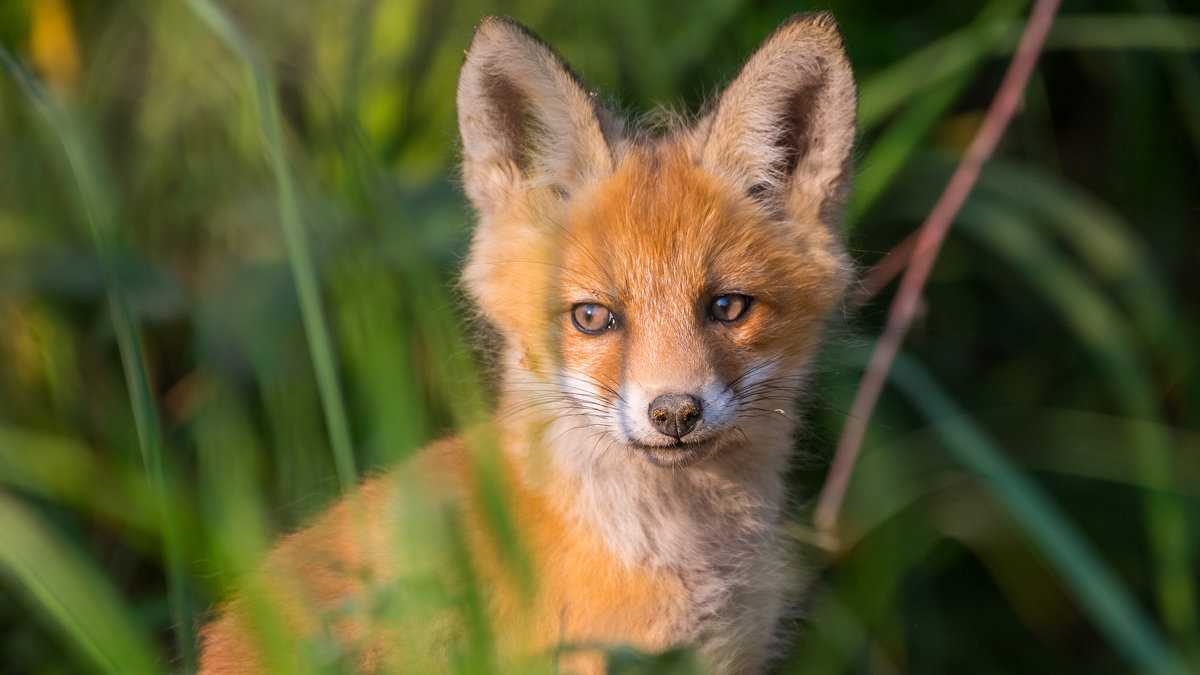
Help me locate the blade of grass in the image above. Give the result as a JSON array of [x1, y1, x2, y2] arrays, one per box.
[[851, 11, 1200, 230], [0, 426, 158, 536], [0, 44, 194, 665], [850, 0, 1028, 223], [1046, 14, 1200, 52], [857, 0, 1029, 132], [1127, 0, 1200, 154], [0, 491, 161, 673], [860, 151, 1200, 658], [889, 353, 1188, 675], [850, 70, 974, 223], [959, 194, 1200, 658], [173, 3, 383, 663], [823, 404, 1200, 560], [860, 12, 1200, 135], [326, 104, 531, 599], [979, 162, 1195, 379], [180, 0, 358, 493]]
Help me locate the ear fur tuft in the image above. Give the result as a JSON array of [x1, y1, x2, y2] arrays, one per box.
[[695, 12, 857, 227]]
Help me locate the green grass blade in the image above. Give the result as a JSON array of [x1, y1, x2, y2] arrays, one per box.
[[323, 105, 531, 613], [0, 43, 195, 665], [980, 162, 1195, 377], [0, 491, 161, 673], [889, 354, 1188, 675], [180, 0, 358, 492], [851, 10, 1200, 223], [1052, 9, 1200, 151], [0, 426, 159, 535], [959, 194, 1200, 656], [861, 13, 1200, 132], [1046, 14, 1200, 52], [850, 0, 1025, 224], [850, 71, 973, 223], [857, 0, 1029, 132]]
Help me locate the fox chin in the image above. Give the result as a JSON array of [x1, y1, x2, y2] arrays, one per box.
[[199, 12, 856, 675]]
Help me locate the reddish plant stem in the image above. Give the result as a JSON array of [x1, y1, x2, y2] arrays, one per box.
[[814, 0, 1062, 540]]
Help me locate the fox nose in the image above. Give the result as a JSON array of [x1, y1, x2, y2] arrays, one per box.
[[648, 394, 703, 440]]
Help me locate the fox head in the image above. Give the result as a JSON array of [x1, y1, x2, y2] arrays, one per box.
[[457, 15, 855, 469]]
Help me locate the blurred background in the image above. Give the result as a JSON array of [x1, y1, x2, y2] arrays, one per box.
[[0, 0, 1197, 672]]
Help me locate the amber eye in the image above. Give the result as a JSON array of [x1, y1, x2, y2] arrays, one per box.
[[571, 303, 616, 335], [711, 294, 752, 322]]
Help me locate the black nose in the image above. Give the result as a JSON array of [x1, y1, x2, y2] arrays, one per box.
[[648, 394, 703, 439]]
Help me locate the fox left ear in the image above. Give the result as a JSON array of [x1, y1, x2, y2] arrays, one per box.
[[696, 13, 857, 227], [457, 17, 618, 218]]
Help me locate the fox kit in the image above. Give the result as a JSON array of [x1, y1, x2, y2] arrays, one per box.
[[199, 13, 855, 675]]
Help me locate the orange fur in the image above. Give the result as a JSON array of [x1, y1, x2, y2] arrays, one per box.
[[199, 436, 687, 673], [200, 13, 856, 674]]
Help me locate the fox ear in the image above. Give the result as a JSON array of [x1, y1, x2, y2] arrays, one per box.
[[457, 17, 616, 216], [697, 13, 857, 226]]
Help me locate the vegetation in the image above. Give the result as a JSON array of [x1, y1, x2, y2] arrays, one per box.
[[0, 0, 1197, 672]]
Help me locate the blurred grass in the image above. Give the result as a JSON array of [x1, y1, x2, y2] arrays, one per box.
[[0, 0, 1197, 673], [0, 36, 195, 664], [888, 353, 1187, 674], [0, 491, 160, 673], [182, 0, 359, 499]]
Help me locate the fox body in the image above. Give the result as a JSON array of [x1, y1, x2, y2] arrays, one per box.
[[199, 13, 856, 674]]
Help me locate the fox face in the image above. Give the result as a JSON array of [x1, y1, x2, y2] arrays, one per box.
[[551, 146, 848, 468], [458, 15, 855, 471]]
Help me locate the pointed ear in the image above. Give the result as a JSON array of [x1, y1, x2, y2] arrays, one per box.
[[696, 13, 857, 226], [457, 17, 618, 216]]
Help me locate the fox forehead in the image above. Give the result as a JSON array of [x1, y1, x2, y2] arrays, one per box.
[[557, 143, 844, 320]]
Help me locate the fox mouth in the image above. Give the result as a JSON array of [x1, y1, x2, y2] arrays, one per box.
[[629, 437, 720, 468]]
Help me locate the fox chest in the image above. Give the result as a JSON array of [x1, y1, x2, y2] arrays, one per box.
[[539, 542, 692, 650], [522, 529, 787, 672]]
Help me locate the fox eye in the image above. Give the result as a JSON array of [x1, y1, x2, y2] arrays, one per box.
[[571, 303, 616, 335], [711, 294, 752, 322]]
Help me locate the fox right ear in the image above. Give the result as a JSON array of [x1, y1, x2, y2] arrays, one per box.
[[457, 17, 616, 216], [696, 13, 857, 228]]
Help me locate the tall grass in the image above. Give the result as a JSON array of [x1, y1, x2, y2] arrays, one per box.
[[0, 0, 1196, 673]]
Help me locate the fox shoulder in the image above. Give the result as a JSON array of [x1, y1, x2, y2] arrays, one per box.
[[197, 439, 472, 673]]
